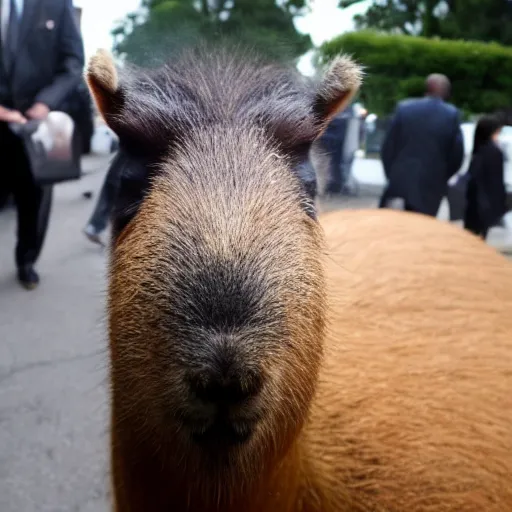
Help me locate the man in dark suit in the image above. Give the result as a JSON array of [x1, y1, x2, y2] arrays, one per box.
[[0, 0, 84, 289], [379, 74, 464, 217]]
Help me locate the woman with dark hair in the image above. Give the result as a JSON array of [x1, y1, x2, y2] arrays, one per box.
[[463, 114, 507, 239]]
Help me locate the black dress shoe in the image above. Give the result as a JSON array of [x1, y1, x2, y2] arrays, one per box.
[[17, 265, 40, 290]]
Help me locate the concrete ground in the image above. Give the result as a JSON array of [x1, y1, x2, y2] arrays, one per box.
[[0, 155, 112, 512], [1, 154, 511, 511]]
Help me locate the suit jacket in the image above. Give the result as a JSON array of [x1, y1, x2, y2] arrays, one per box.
[[380, 96, 464, 216], [465, 141, 507, 228], [320, 104, 355, 144], [0, 0, 84, 113]]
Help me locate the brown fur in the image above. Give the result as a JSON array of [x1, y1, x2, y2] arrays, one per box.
[[86, 49, 119, 120], [313, 55, 364, 126], [306, 208, 512, 511], [89, 49, 512, 511], [108, 124, 327, 511]]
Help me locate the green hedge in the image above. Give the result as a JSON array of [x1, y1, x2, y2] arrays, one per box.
[[319, 31, 512, 118]]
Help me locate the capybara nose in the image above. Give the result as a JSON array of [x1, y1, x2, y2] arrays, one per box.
[[188, 365, 262, 406]]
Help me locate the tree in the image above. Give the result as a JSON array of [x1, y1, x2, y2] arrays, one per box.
[[339, 0, 512, 44], [320, 31, 512, 117], [112, 0, 312, 67], [441, 0, 512, 44], [339, 0, 439, 37]]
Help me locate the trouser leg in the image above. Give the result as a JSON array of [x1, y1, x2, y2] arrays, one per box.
[[340, 154, 355, 194], [323, 139, 343, 195], [378, 187, 391, 208], [86, 164, 118, 234], [0, 122, 53, 268], [12, 158, 53, 268]]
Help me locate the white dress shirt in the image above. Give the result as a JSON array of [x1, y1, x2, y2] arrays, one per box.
[[2, 0, 25, 46]]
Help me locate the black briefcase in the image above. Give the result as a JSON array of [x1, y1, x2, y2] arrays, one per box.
[[8, 111, 82, 186]]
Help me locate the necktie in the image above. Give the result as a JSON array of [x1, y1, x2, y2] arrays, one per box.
[[4, 0, 20, 75]]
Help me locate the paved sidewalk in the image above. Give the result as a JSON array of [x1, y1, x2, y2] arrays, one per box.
[[0, 155, 112, 512]]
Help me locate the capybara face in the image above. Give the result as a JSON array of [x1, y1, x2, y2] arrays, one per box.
[[87, 48, 362, 474], [109, 124, 326, 464]]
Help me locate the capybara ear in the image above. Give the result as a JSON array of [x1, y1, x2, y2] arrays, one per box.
[[86, 49, 123, 127], [313, 55, 363, 135]]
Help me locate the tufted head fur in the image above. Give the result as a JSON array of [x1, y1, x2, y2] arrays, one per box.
[[89, 47, 362, 508], [87, 47, 362, 226]]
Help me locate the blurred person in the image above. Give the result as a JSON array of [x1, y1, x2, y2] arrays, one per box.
[[83, 153, 120, 246], [61, 80, 94, 156], [0, 0, 84, 289], [379, 74, 464, 216], [318, 103, 359, 196], [464, 114, 507, 240], [0, 188, 11, 210]]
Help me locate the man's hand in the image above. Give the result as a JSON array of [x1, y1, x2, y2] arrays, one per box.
[[0, 106, 27, 124], [26, 103, 50, 120]]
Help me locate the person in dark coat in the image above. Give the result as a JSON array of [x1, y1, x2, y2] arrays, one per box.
[[318, 103, 357, 196], [83, 160, 120, 247], [61, 80, 94, 155], [0, 0, 84, 289], [463, 114, 507, 240], [379, 74, 464, 216]]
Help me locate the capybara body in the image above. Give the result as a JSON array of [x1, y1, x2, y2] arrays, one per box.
[[309, 208, 512, 511], [86, 48, 512, 511]]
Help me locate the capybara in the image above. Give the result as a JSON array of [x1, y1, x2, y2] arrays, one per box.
[[86, 47, 512, 511]]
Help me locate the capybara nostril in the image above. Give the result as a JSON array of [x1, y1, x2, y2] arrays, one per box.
[[188, 365, 263, 406]]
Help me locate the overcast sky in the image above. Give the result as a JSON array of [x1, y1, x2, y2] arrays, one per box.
[[74, 0, 369, 69]]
